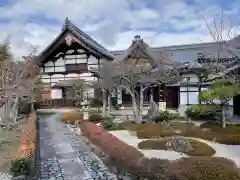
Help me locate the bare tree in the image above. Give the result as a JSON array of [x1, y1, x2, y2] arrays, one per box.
[[72, 79, 88, 107], [95, 58, 181, 122], [0, 43, 39, 127], [195, 11, 240, 82]]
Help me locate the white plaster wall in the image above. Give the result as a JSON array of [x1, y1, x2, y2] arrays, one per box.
[[51, 89, 62, 99], [180, 91, 199, 105], [117, 89, 122, 104]]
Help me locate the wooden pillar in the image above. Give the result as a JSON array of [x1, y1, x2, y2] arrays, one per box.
[[159, 84, 164, 102]]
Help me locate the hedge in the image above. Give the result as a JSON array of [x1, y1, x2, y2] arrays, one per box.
[[134, 122, 240, 145], [167, 157, 240, 180], [18, 112, 36, 160], [59, 111, 83, 122], [80, 122, 145, 169], [138, 139, 216, 156], [80, 122, 240, 180], [16, 112, 37, 177]]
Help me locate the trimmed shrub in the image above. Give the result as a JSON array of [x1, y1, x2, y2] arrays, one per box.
[[114, 121, 138, 131], [10, 157, 31, 176], [215, 134, 240, 145], [136, 124, 162, 139], [138, 139, 216, 156], [88, 113, 103, 123], [152, 111, 178, 123], [59, 111, 83, 122], [80, 122, 145, 171], [16, 112, 36, 177], [185, 104, 221, 121], [167, 157, 240, 180], [129, 158, 170, 180], [138, 140, 167, 150], [101, 116, 117, 130], [89, 98, 103, 107], [18, 112, 36, 160]]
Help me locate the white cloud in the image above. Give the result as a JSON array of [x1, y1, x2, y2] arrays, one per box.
[[0, 0, 239, 58]]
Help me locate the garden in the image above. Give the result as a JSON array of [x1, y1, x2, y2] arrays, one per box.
[[57, 46, 240, 179], [59, 106, 240, 180]]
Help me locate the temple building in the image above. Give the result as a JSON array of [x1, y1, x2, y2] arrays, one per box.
[[37, 18, 240, 117]]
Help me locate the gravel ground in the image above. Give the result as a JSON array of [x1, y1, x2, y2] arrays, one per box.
[[110, 130, 240, 166], [0, 172, 12, 180]]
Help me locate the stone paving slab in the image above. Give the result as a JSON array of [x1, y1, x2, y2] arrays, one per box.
[[37, 113, 117, 180]]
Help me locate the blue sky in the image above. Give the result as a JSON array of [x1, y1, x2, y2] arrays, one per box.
[[0, 0, 240, 58]]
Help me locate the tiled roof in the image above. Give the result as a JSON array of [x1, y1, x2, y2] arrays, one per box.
[[62, 18, 114, 59], [111, 41, 235, 63], [38, 17, 114, 61]]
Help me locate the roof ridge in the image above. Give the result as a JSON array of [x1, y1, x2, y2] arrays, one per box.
[[64, 18, 109, 52]]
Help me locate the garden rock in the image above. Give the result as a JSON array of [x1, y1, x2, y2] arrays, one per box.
[[165, 136, 193, 153]]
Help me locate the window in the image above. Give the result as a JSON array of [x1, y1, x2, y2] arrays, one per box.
[[65, 59, 76, 64], [45, 67, 54, 72], [55, 66, 66, 72], [51, 89, 62, 99], [76, 58, 87, 63], [65, 64, 88, 73], [180, 92, 199, 105]]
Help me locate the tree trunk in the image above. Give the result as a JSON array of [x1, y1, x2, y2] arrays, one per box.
[[131, 93, 142, 123], [31, 99, 35, 112], [221, 105, 226, 128], [107, 92, 111, 115], [139, 84, 143, 113], [11, 97, 20, 125], [102, 89, 107, 117]]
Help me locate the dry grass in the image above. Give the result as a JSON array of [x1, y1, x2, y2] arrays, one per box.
[[138, 139, 216, 156], [0, 122, 26, 173]]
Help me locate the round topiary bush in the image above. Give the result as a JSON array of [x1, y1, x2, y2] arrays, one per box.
[[138, 138, 216, 156], [10, 157, 31, 176], [89, 113, 103, 123], [167, 157, 240, 180], [59, 111, 83, 121]]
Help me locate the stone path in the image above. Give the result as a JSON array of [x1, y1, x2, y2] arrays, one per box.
[[36, 113, 117, 180]]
